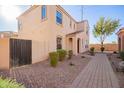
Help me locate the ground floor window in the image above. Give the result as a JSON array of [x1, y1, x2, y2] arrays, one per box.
[[82, 39, 84, 48], [119, 37, 121, 51], [77, 38, 80, 53], [57, 37, 62, 49], [85, 40, 89, 48]]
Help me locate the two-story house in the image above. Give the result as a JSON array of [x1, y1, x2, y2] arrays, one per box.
[[17, 5, 89, 64]]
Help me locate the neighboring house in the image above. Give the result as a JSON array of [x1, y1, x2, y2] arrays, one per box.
[[17, 5, 89, 64], [117, 27, 124, 51], [0, 31, 18, 38]]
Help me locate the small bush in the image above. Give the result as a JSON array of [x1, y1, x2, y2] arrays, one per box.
[[69, 62, 75, 66], [90, 47, 94, 52], [68, 50, 73, 59], [81, 56, 85, 58], [101, 47, 105, 52], [120, 51, 124, 61], [90, 47, 95, 56], [57, 49, 67, 61], [0, 77, 24, 88], [113, 51, 117, 54], [49, 52, 58, 67], [117, 56, 121, 59]]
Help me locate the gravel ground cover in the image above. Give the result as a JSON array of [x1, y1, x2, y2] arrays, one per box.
[[0, 54, 91, 88], [107, 53, 124, 88]]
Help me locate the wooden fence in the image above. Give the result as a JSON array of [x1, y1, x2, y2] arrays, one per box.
[[10, 38, 32, 67]]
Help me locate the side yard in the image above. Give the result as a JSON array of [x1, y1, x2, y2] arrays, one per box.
[[0, 54, 91, 88], [107, 53, 124, 88]]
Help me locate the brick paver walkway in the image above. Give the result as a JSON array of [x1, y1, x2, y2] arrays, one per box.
[[71, 53, 119, 88]]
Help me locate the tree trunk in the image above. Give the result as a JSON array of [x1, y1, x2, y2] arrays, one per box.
[[101, 41, 104, 47], [101, 41, 104, 53]]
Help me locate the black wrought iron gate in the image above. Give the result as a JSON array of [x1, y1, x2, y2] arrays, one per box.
[[10, 38, 32, 67]]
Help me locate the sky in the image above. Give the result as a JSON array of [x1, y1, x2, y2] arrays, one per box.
[[0, 5, 124, 44]]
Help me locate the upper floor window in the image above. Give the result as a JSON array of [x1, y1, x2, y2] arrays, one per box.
[[70, 20, 72, 28], [41, 5, 47, 19], [74, 24, 75, 29], [18, 20, 22, 31], [56, 11, 62, 24], [85, 40, 89, 48], [86, 30, 88, 35]]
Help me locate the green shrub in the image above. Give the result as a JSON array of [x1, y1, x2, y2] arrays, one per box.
[[0, 77, 24, 88], [113, 51, 117, 54], [120, 51, 124, 61], [49, 52, 58, 67], [90, 47, 95, 52], [69, 62, 75, 66], [68, 50, 73, 59], [57, 49, 67, 61], [101, 47, 105, 52], [90, 47, 95, 56]]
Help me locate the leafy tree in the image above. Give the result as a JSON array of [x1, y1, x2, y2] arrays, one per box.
[[93, 17, 120, 47]]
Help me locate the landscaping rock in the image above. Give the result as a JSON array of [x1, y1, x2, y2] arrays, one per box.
[[119, 61, 124, 71]]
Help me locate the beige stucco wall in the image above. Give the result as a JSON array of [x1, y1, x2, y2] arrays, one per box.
[[77, 21, 89, 53], [17, 6, 57, 63], [66, 35, 77, 54], [17, 5, 89, 63], [118, 30, 124, 51], [0, 38, 10, 69]]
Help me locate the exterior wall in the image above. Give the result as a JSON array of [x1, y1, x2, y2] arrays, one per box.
[[0, 32, 18, 38], [77, 21, 89, 53], [90, 44, 118, 51], [122, 35, 124, 50], [76, 32, 89, 53], [17, 5, 89, 63], [18, 6, 57, 63], [66, 35, 77, 55], [51, 6, 78, 51], [117, 29, 124, 51], [0, 38, 10, 69]]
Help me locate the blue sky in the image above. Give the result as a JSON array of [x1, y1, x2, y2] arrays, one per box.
[[0, 5, 124, 44]]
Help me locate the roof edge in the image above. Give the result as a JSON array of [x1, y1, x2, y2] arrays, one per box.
[[116, 28, 124, 35], [56, 5, 78, 23], [17, 5, 87, 24], [17, 5, 38, 19], [66, 30, 83, 36]]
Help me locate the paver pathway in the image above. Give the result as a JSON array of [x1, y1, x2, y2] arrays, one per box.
[[71, 53, 119, 88]]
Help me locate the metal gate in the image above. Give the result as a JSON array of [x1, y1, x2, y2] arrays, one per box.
[[10, 38, 32, 67]]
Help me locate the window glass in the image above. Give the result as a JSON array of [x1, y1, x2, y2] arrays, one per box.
[[85, 40, 89, 48], [57, 37, 62, 49], [70, 20, 72, 28], [18, 21, 22, 30], [42, 5, 46, 19], [86, 30, 88, 35], [56, 11, 62, 24], [74, 24, 75, 29]]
